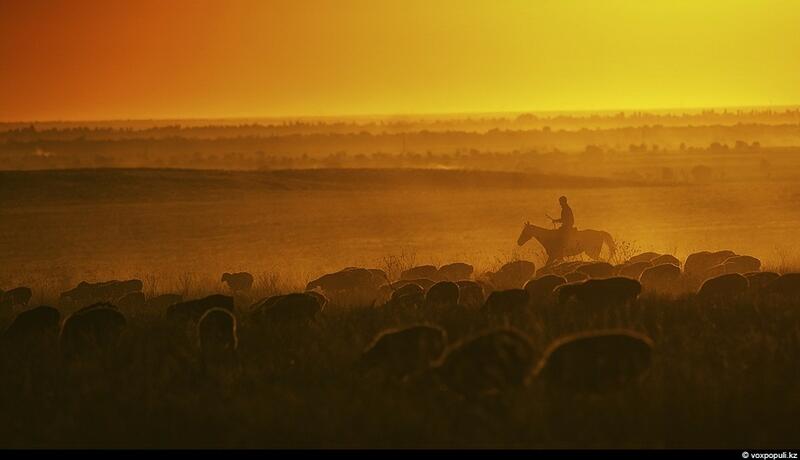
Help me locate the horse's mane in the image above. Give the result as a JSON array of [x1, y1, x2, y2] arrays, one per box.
[[522, 223, 559, 246]]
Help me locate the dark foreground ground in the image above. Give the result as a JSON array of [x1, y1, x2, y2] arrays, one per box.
[[1, 292, 799, 449]]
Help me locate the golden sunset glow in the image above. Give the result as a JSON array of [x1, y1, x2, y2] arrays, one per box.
[[2, 0, 800, 121], [6, 0, 800, 451]]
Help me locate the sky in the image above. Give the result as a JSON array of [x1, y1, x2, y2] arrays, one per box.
[[1, 0, 799, 121]]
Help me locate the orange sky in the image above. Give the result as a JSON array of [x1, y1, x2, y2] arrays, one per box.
[[2, 0, 799, 121]]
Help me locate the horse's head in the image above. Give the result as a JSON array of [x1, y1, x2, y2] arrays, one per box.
[[517, 221, 533, 246]]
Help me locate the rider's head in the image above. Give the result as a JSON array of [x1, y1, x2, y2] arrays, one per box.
[[559, 196, 568, 206]]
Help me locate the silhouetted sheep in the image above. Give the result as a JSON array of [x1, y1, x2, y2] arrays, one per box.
[[482, 289, 530, 319], [2, 306, 62, 389], [684, 250, 736, 280], [1, 286, 32, 307], [387, 291, 425, 310], [722, 255, 761, 274], [368, 268, 389, 280], [255, 292, 321, 324], [391, 283, 424, 301], [550, 260, 587, 276], [437, 263, 474, 281], [524, 275, 567, 304], [307, 267, 373, 292], [433, 329, 536, 397], [102, 279, 144, 298], [250, 294, 284, 314], [486, 260, 536, 289], [697, 273, 749, 300], [704, 264, 727, 278], [650, 254, 681, 267], [764, 273, 800, 299], [475, 279, 495, 297], [557, 277, 641, 308], [339, 266, 389, 289], [117, 291, 146, 310], [532, 329, 654, 393], [616, 261, 652, 279], [564, 271, 589, 283], [198, 308, 238, 364], [456, 280, 485, 309], [306, 267, 382, 304], [744, 271, 779, 293], [358, 325, 447, 381], [305, 290, 329, 309], [354, 268, 389, 286], [706, 255, 761, 278], [74, 301, 118, 314], [397, 278, 436, 291], [533, 266, 553, 278], [401, 265, 439, 281], [576, 262, 615, 279], [146, 293, 183, 310], [60, 305, 127, 360], [2, 305, 60, 350], [60, 279, 143, 307], [377, 280, 431, 305], [221, 272, 254, 292], [625, 252, 661, 265], [166, 294, 234, 324], [639, 263, 682, 295], [197, 308, 239, 381], [425, 281, 460, 307]]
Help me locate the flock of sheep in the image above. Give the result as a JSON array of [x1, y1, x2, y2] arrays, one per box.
[[1, 249, 799, 400]]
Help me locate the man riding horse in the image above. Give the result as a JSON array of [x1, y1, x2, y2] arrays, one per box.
[[518, 196, 616, 265]]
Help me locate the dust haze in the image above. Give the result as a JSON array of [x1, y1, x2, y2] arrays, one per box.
[[3, 111, 800, 449], [2, 110, 800, 294]]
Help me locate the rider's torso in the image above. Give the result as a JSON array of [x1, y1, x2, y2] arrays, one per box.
[[561, 205, 574, 229]]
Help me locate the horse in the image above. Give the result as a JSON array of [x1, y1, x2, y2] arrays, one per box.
[[517, 222, 616, 265]]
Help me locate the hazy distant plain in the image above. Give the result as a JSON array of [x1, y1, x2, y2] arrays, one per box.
[[2, 168, 798, 299]]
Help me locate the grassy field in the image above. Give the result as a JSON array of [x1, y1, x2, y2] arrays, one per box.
[[1, 168, 799, 300], [1, 168, 800, 448]]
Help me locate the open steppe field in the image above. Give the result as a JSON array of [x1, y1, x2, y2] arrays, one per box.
[[1, 168, 799, 295]]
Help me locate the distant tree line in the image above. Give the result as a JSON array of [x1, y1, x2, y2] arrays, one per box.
[[2, 108, 799, 141]]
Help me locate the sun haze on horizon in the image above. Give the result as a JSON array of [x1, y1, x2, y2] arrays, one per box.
[[2, 0, 799, 122]]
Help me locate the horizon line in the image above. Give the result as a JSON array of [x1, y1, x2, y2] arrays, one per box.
[[3, 103, 800, 125]]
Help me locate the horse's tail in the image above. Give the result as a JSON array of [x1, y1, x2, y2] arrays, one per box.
[[603, 232, 616, 257]]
